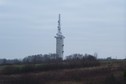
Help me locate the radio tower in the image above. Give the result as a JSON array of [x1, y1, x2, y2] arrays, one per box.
[[55, 14, 65, 59]]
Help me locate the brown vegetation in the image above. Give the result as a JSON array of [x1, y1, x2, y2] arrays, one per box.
[[0, 60, 126, 84]]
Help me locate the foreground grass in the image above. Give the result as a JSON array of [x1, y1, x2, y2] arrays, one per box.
[[0, 60, 126, 84]]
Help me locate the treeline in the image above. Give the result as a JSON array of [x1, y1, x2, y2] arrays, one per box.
[[0, 53, 100, 74], [0, 53, 97, 65], [0, 54, 59, 65]]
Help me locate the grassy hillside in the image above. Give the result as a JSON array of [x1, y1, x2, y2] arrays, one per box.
[[0, 60, 126, 84]]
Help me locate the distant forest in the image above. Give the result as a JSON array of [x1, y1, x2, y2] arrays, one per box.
[[0, 53, 98, 65]]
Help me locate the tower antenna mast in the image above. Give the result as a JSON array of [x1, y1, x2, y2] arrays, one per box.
[[58, 14, 61, 33]]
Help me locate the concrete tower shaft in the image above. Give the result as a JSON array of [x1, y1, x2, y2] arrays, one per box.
[[55, 14, 65, 59]]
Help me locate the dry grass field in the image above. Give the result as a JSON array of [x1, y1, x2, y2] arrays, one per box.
[[0, 60, 126, 84]]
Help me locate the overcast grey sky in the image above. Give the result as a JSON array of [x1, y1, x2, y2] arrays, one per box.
[[0, 0, 125, 59]]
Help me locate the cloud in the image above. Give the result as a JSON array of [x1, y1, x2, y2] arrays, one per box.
[[0, 0, 125, 59], [0, 0, 6, 5]]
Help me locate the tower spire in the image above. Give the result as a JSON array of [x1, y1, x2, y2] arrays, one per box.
[[58, 14, 61, 33]]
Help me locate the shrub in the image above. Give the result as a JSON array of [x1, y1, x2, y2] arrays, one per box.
[[124, 71, 126, 78], [2, 65, 21, 74], [104, 74, 119, 84]]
